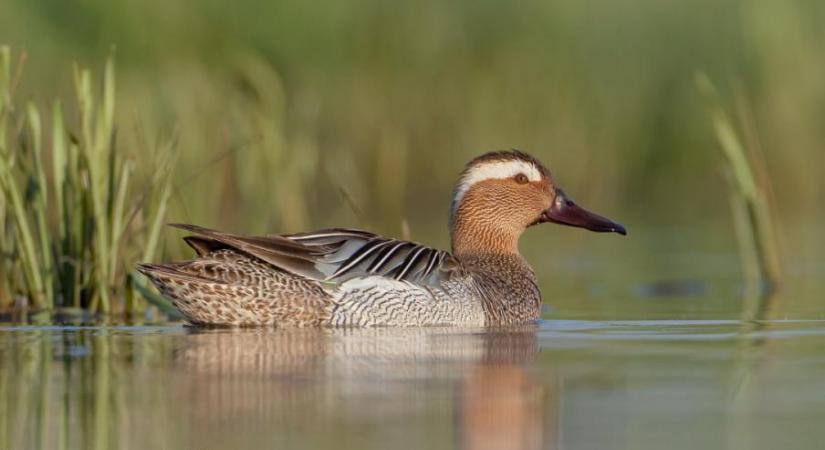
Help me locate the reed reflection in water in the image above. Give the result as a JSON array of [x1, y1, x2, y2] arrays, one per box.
[[6, 319, 825, 450], [0, 326, 553, 450]]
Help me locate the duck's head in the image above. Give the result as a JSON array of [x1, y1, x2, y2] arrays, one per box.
[[449, 150, 626, 255]]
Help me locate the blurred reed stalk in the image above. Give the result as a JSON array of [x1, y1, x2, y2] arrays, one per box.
[[696, 73, 782, 301], [0, 46, 175, 320], [697, 77, 784, 420]]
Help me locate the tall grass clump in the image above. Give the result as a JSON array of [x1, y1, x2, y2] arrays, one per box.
[[0, 47, 175, 320], [696, 74, 782, 299]]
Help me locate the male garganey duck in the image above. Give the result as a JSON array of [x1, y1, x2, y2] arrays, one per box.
[[138, 150, 625, 327]]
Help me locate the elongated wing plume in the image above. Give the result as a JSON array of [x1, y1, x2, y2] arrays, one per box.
[[172, 224, 458, 286]]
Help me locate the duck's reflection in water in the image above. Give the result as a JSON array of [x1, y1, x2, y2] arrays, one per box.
[[172, 325, 554, 450], [458, 331, 547, 450]]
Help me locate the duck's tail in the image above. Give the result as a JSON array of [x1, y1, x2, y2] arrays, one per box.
[[136, 260, 329, 327]]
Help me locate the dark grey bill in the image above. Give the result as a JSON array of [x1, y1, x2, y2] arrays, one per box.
[[540, 189, 627, 235]]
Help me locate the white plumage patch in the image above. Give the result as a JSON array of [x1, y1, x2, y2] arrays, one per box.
[[330, 275, 416, 300], [451, 160, 542, 214], [337, 276, 413, 292]]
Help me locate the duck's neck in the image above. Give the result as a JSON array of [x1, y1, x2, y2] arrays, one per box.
[[450, 210, 541, 324], [450, 212, 522, 257]]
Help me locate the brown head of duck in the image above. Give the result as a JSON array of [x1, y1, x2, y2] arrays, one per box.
[[449, 150, 626, 258]]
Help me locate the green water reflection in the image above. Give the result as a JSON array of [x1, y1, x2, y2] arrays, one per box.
[[2, 320, 825, 450]]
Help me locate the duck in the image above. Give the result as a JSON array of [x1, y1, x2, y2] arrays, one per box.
[[137, 150, 626, 327]]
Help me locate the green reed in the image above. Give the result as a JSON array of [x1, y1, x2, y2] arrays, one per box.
[[696, 74, 782, 298], [0, 47, 175, 319]]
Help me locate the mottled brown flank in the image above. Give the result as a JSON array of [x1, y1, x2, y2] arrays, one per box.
[[138, 252, 330, 327], [138, 150, 561, 327]]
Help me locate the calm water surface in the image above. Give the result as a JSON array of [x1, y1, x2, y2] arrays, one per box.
[[2, 320, 825, 450], [3, 223, 825, 449]]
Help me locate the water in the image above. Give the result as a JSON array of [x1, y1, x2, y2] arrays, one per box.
[[2, 320, 825, 450], [4, 221, 825, 449]]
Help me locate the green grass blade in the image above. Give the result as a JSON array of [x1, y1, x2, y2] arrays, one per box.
[[26, 102, 54, 308], [0, 46, 9, 308], [109, 160, 131, 282], [0, 158, 46, 309], [52, 101, 66, 237], [77, 66, 112, 314], [131, 273, 182, 320], [696, 72, 782, 294]]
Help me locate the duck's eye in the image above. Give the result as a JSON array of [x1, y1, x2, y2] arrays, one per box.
[[514, 173, 529, 184]]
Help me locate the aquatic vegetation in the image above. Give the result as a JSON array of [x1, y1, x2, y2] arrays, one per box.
[[0, 47, 175, 319], [697, 74, 782, 319]]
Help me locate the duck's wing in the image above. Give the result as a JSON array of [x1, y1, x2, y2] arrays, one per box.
[[170, 224, 459, 286]]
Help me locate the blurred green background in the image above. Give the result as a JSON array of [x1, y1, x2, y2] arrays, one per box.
[[2, 0, 825, 317], [5, 5, 825, 449]]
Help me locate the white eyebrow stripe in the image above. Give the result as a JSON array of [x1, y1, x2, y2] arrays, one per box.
[[452, 160, 542, 213]]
